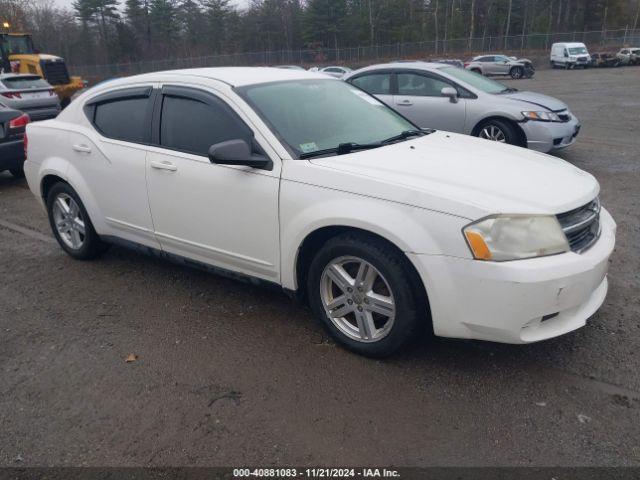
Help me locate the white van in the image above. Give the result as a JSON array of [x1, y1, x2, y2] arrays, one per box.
[[550, 42, 591, 69]]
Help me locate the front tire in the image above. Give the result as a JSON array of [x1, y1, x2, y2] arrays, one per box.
[[46, 182, 108, 260], [476, 119, 519, 146], [307, 232, 426, 357], [510, 66, 524, 79]]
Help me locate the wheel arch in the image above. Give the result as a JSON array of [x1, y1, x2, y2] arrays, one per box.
[[293, 225, 431, 331], [471, 115, 527, 148]]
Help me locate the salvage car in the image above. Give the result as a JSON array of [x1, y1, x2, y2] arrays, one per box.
[[23, 67, 615, 357], [465, 54, 534, 79], [590, 52, 621, 68], [0, 73, 60, 121], [344, 62, 579, 153], [0, 104, 29, 177], [616, 48, 640, 66]]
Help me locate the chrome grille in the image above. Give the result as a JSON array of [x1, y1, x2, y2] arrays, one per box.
[[556, 198, 601, 253]]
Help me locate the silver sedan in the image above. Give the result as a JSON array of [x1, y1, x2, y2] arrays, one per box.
[[0, 73, 60, 121], [343, 62, 580, 153]]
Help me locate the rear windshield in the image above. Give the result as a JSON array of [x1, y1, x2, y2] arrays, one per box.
[[1, 76, 50, 90]]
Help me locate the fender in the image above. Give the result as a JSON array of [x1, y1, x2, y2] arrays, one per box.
[[279, 181, 470, 291]]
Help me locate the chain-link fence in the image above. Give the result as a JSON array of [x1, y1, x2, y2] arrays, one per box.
[[72, 27, 640, 82]]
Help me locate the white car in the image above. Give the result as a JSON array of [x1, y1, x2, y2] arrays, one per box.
[[24, 67, 616, 357], [319, 66, 352, 78]]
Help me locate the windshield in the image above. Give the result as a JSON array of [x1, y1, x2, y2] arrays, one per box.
[[2, 76, 49, 90], [438, 66, 510, 94], [568, 47, 588, 55], [238, 79, 416, 158], [1, 35, 35, 56]]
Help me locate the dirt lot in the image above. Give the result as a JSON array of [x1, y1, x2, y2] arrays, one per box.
[[0, 67, 639, 468]]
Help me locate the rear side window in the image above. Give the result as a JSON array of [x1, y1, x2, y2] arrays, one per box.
[[86, 87, 153, 144], [349, 73, 392, 95], [94, 97, 149, 143], [159, 92, 251, 156]]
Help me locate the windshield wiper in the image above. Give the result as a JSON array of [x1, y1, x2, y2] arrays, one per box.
[[381, 129, 427, 144], [299, 141, 382, 159], [299, 130, 427, 159]]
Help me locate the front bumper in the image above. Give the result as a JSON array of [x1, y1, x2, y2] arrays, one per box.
[[522, 115, 581, 153], [0, 139, 24, 171], [408, 207, 616, 344]]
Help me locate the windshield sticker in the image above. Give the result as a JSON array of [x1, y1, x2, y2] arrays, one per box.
[[299, 142, 318, 153], [351, 89, 383, 105]]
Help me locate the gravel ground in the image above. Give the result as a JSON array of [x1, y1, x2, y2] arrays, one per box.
[[0, 67, 639, 467]]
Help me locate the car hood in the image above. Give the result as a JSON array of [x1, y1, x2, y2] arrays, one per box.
[[302, 131, 598, 220], [502, 91, 568, 112]]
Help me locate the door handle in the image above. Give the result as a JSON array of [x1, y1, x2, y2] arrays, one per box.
[[72, 144, 91, 153], [397, 100, 413, 106], [150, 160, 177, 172]]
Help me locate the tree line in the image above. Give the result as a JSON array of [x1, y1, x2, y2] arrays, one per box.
[[1, 0, 638, 66]]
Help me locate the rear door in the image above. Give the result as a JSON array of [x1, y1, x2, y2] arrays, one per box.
[[392, 70, 466, 132], [71, 86, 159, 248]]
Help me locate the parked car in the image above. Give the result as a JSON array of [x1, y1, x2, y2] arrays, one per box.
[[550, 42, 591, 69], [319, 66, 352, 78], [0, 104, 29, 177], [616, 47, 640, 65], [0, 73, 61, 121], [274, 65, 305, 70], [464, 54, 534, 79], [23, 67, 615, 357], [344, 62, 579, 153], [590, 52, 621, 68]]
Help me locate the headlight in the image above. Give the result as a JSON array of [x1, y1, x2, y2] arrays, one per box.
[[522, 111, 561, 122], [463, 215, 569, 261]]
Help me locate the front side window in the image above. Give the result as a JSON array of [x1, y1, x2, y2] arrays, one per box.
[[238, 79, 415, 158], [480, 56, 494, 62], [92, 95, 150, 143], [160, 93, 250, 156], [349, 73, 392, 95], [397, 72, 450, 97]]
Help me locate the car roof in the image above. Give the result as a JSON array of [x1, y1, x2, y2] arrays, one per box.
[[98, 67, 334, 88], [345, 61, 449, 76]]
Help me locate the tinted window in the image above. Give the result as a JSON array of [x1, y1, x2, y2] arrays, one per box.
[[94, 97, 149, 143], [397, 73, 450, 97], [160, 94, 250, 156], [350, 73, 392, 95], [480, 56, 494, 62]]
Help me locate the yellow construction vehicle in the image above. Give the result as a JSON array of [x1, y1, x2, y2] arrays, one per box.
[[0, 29, 85, 107]]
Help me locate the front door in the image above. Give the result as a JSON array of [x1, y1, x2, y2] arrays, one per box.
[[145, 85, 281, 282], [392, 71, 466, 133]]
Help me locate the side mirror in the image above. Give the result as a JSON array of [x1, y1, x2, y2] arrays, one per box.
[[208, 139, 272, 170], [441, 87, 459, 103]]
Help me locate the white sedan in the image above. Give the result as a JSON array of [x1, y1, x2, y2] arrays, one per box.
[[24, 67, 615, 357]]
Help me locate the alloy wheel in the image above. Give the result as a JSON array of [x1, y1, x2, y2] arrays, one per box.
[[320, 256, 396, 343], [52, 193, 86, 250], [479, 125, 507, 142]]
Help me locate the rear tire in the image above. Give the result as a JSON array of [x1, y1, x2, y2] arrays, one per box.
[[306, 232, 426, 357], [46, 182, 108, 260], [9, 164, 24, 178]]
